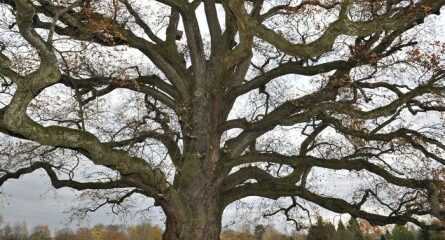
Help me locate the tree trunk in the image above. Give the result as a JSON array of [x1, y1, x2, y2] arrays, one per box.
[[162, 191, 223, 240], [161, 149, 225, 240], [160, 91, 225, 240]]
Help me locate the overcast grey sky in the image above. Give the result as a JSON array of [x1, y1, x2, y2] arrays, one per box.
[[0, 170, 166, 230], [0, 171, 105, 228]]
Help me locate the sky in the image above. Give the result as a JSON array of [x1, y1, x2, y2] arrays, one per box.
[[0, 170, 160, 230]]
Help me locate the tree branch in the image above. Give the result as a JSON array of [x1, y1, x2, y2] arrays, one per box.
[[228, 0, 445, 59], [0, 162, 129, 191]]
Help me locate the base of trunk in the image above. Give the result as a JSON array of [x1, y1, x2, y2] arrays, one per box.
[[162, 197, 223, 240], [163, 216, 222, 240]]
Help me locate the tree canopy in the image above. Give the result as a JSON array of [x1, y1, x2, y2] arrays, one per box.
[[0, 0, 445, 239]]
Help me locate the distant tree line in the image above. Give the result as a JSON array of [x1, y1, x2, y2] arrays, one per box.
[[302, 217, 445, 240], [0, 214, 443, 240], [220, 217, 445, 240], [0, 215, 162, 240]]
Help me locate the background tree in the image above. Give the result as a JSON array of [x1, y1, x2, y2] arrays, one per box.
[[1, 224, 15, 240], [430, 230, 445, 240], [103, 225, 127, 240], [74, 228, 93, 240], [262, 227, 289, 240], [128, 222, 162, 240], [417, 227, 431, 240], [254, 224, 266, 240], [221, 228, 255, 240], [333, 220, 356, 240], [1, 0, 445, 240], [90, 225, 108, 240], [12, 222, 28, 240], [358, 219, 384, 239], [0, 214, 4, 239], [419, 220, 445, 240], [388, 225, 416, 240], [0, 222, 29, 240], [54, 228, 76, 240], [307, 217, 336, 240], [29, 225, 51, 240], [348, 218, 364, 240]]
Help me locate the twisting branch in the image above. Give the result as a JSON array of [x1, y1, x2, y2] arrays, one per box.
[[0, 161, 129, 191], [228, 0, 445, 59]]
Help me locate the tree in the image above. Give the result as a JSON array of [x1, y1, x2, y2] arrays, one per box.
[[347, 218, 364, 240], [307, 217, 336, 240], [358, 219, 384, 239], [333, 220, 356, 240], [221, 229, 255, 240], [12, 222, 28, 240], [254, 225, 266, 240], [128, 222, 162, 240], [262, 227, 288, 240], [337, 221, 346, 232], [91, 225, 108, 240], [1, 224, 14, 240], [54, 228, 76, 240], [417, 227, 431, 240], [75, 227, 93, 240], [430, 230, 445, 240], [104, 225, 127, 240], [1, 0, 445, 240], [333, 229, 356, 240], [29, 224, 51, 240], [388, 225, 415, 240], [428, 220, 445, 240], [0, 216, 3, 240]]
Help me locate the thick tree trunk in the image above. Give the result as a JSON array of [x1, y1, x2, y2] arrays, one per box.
[[161, 148, 225, 240], [162, 191, 223, 240], [163, 210, 222, 240], [160, 91, 226, 240]]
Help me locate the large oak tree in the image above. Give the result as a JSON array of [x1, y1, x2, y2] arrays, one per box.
[[1, 0, 445, 239]]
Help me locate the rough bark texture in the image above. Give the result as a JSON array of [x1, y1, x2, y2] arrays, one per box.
[[162, 189, 223, 240]]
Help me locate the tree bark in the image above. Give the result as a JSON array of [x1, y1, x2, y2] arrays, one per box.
[[156, 83, 226, 240], [162, 187, 223, 240], [163, 207, 222, 240]]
